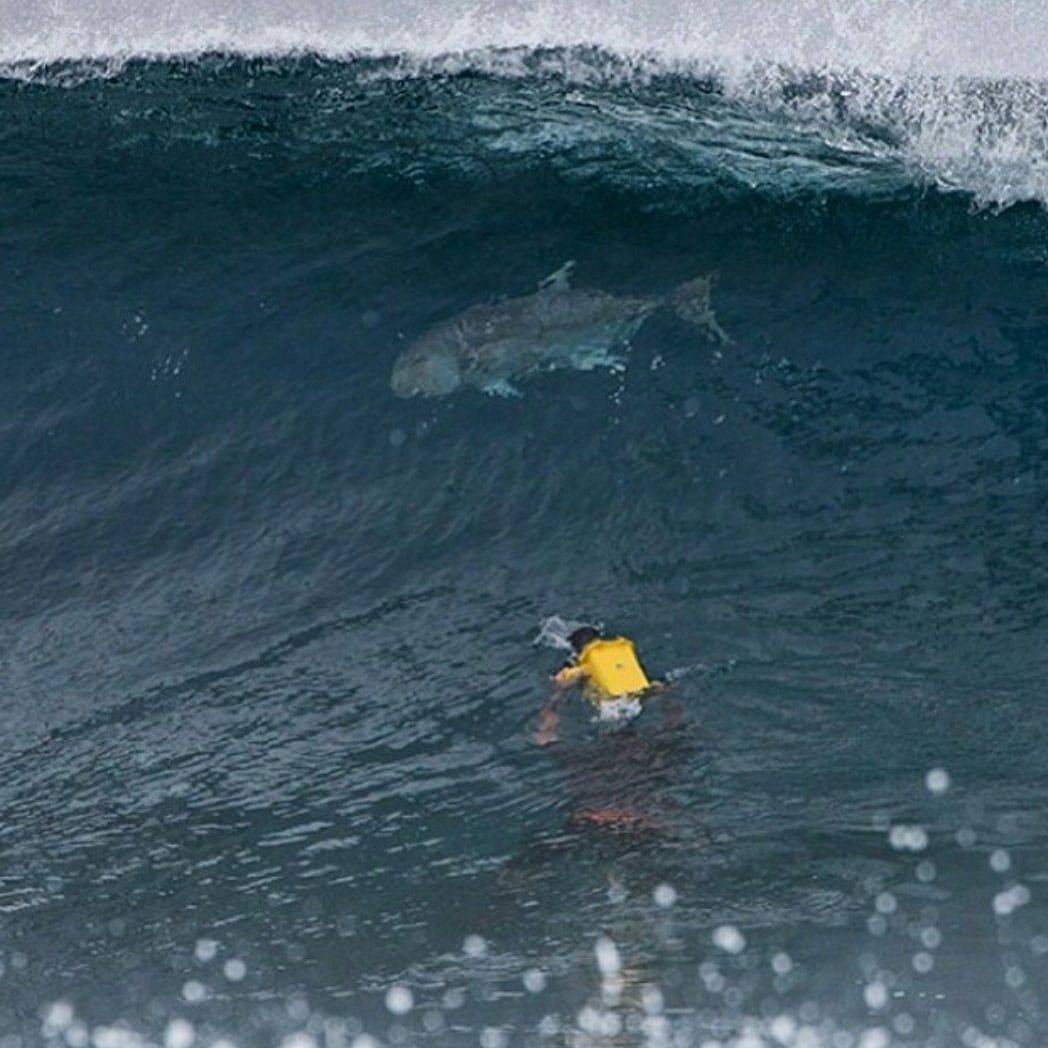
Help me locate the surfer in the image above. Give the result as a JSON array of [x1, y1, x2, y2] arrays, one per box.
[[536, 625, 668, 746]]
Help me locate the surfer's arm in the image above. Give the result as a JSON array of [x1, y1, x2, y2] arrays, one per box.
[[537, 666, 585, 746], [537, 658, 598, 745], [553, 665, 586, 689], [536, 692, 563, 747]]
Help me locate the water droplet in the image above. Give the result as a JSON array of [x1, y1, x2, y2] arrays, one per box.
[[164, 1019, 194, 1048], [463, 934, 487, 959], [479, 1028, 506, 1048], [888, 824, 928, 852], [875, 892, 897, 914], [523, 969, 546, 993], [594, 937, 621, 975], [181, 981, 206, 1004], [712, 925, 745, 954], [42, 1001, 74, 1036], [385, 986, 413, 1016], [653, 883, 677, 908], [864, 981, 888, 1010]]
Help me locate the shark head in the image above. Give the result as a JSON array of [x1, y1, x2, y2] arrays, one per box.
[[390, 344, 463, 398]]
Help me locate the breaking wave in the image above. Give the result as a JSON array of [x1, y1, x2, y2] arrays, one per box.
[[4, 0, 1048, 209]]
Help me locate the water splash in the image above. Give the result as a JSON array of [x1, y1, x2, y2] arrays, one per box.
[[4, 0, 1048, 74], [534, 615, 600, 652]]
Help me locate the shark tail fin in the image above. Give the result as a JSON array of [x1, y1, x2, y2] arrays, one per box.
[[665, 273, 730, 344]]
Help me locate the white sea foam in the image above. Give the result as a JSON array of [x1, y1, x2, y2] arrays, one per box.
[[4, 0, 1048, 207], [4, 0, 1048, 77], [595, 697, 643, 723]]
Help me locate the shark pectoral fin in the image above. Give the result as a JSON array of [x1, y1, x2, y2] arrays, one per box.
[[483, 378, 523, 398], [538, 260, 576, 294], [571, 345, 628, 372], [707, 315, 732, 345]]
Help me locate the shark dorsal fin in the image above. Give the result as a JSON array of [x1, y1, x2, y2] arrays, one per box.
[[538, 260, 576, 294]]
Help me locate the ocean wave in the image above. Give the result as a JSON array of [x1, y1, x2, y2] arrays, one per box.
[[5, 39, 1048, 211]]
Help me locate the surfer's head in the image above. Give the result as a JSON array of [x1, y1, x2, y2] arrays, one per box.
[[568, 625, 601, 654], [391, 345, 462, 398]]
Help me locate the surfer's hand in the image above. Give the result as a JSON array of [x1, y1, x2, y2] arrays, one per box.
[[536, 725, 560, 747], [553, 666, 584, 689]]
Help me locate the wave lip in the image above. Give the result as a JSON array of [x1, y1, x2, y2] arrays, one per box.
[[6, 0, 1048, 76], [5, 0, 1048, 212]]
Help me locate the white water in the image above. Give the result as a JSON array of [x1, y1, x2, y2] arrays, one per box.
[[6, 0, 1048, 76], [5, 0, 1048, 209]]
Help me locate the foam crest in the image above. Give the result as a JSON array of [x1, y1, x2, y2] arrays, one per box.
[[5, 0, 1048, 208], [5, 0, 1048, 76]]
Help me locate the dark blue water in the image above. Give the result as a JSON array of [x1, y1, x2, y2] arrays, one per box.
[[4, 37, 1048, 1048]]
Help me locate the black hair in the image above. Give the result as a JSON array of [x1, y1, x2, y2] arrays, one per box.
[[568, 626, 601, 654]]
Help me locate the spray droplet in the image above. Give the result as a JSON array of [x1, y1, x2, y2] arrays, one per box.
[[864, 981, 888, 1010], [385, 985, 413, 1015], [653, 883, 677, 908], [990, 848, 1011, 873], [523, 969, 546, 993], [463, 934, 487, 959], [712, 925, 745, 954], [594, 937, 621, 975], [164, 1019, 195, 1048]]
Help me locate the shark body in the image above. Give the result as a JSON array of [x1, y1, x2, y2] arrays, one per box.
[[391, 261, 727, 398]]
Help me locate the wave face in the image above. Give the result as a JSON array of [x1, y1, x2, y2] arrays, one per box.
[[4, 6, 1048, 1046]]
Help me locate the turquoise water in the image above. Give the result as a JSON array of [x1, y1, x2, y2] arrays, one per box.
[[4, 5, 1048, 1045]]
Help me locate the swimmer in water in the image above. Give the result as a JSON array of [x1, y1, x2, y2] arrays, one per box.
[[536, 625, 667, 746]]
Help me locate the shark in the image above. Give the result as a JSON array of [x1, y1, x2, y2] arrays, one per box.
[[390, 261, 729, 398]]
